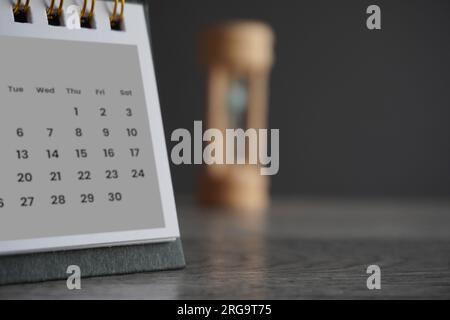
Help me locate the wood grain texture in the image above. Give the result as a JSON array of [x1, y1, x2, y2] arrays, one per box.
[[1, 197, 449, 299]]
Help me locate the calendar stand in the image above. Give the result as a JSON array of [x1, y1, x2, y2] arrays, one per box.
[[0, 239, 185, 285]]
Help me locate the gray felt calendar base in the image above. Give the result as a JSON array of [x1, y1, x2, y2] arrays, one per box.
[[0, 239, 185, 286]]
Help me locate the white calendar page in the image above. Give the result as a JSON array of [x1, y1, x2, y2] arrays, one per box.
[[0, 1, 180, 255]]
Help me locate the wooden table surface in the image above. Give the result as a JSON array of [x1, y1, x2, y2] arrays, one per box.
[[1, 197, 450, 299]]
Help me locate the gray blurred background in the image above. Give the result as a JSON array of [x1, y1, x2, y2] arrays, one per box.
[[146, 0, 450, 197]]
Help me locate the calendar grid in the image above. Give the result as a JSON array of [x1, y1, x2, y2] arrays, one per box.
[[0, 36, 166, 242]]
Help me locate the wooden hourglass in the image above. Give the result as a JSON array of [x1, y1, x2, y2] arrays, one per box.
[[198, 21, 275, 211]]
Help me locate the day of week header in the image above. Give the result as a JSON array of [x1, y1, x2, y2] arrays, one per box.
[[5, 85, 133, 96]]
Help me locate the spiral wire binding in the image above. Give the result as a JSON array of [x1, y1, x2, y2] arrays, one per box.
[[47, 0, 64, 16], [110, 0, 124, 30], [13, 0, 30, 14], [11, 0, 127, 29], [47, 0, 64, 25], [80, 0, 95, 27]]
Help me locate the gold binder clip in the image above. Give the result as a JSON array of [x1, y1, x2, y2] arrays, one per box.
[[47, 0, 64, 25], [110, 0, 125, 30], [13, 0, 30, 15], [81, 0, 95, 27]]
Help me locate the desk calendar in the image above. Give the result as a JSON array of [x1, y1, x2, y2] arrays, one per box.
[[0, 0, 184, 284]]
